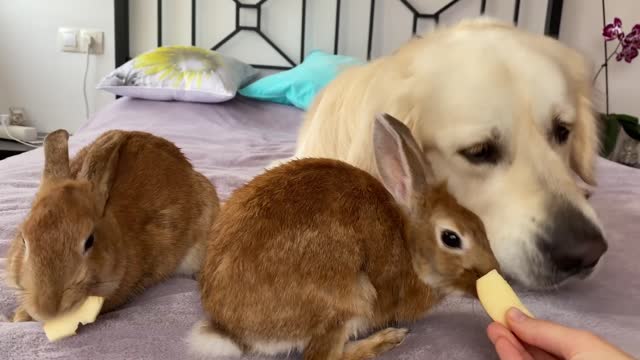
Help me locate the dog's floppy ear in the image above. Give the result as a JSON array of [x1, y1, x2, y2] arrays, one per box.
[[554, 42, 599, 186], [525, 32, 600, 185], [570, 91, 600, 186]]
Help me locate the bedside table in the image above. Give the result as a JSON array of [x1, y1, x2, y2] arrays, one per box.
[[0, 133, 46, 160]]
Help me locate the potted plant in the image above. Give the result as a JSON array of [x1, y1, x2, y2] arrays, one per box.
[[595, 11, 640, 167]]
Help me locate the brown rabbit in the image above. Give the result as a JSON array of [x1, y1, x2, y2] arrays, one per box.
[[6, 129, 219, 322], [190, 113, 498, 360]]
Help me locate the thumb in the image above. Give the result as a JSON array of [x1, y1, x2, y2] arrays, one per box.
[[506, 308, 593, 359]]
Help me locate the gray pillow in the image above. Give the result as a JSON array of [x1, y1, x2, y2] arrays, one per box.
[[98, 46, 258, 103]]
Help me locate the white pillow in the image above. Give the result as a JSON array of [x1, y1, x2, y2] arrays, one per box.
[[97, 46, 258, 103]]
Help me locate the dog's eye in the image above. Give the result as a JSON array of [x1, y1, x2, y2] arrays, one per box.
[[84, 234, 94, 253], [440, 230, 462, 249], [459, 142, 500, 164], [553, 122, 571, 144]]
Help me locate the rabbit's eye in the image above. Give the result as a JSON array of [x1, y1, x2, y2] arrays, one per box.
[[440, 230, 462, 249], [84, 234, 95, 253]]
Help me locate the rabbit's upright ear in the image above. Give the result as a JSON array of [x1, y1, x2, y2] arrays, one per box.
[[373, 113, 433, 209], [77, 131, 125, 213], [42, 130, 71, 184]]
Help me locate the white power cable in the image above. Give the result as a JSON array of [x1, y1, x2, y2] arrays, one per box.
[[0, 115, 41, 148], [1, 36, 94, 149], [83, 35, 94, 121]]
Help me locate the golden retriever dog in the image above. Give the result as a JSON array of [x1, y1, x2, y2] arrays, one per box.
[[277, 18, 607, 289]]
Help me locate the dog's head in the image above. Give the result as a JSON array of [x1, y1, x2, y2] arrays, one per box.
[[403, 19, 606, 288]]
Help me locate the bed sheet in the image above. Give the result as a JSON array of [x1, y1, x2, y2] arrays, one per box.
[[0, 97, 638, 359]]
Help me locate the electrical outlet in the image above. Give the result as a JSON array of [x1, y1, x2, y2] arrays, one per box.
[[80, 29, 104, 54], [58, 28, 103, 54]]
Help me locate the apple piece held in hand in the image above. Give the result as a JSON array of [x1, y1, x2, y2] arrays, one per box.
[[43, 296, 105, 342], [477, 269, 533, 327]]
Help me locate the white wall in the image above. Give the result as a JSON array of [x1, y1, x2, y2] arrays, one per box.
[[0, 0, 115, 133], [0, 0, 637, 134], [560, 0, 640, 117], [0, 73, 8, 114]]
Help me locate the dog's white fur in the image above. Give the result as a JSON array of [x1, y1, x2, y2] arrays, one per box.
[[277, 18, 602, 288]]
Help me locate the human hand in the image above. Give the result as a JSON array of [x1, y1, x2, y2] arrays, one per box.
[[486, 308, 635, 360]]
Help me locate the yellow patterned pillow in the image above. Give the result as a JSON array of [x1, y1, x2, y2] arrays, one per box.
[[98, 46, 258, 103]]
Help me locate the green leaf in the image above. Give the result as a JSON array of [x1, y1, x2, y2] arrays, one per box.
[[615, 114, 640, 141], [599, 114, 620, 157]]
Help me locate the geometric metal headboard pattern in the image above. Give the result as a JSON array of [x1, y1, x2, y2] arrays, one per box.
[[114, 0, 564, 70]]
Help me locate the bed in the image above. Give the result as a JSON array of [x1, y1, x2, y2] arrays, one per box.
[[1, 1, 639, 359], [1, 96, 639, 359]]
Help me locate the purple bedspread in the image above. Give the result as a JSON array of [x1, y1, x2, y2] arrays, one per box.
[[1, 97, 638, 359]]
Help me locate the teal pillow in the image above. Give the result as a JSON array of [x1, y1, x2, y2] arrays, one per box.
[[239, 50, 364, 110]]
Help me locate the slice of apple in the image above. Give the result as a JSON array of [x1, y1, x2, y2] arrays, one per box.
[[477, 269, 533, 327], [43, 296, 105, 342]]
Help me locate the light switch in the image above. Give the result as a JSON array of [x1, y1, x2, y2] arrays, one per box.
[[58, 27, 80, 52], [62, 31, 76, 47]]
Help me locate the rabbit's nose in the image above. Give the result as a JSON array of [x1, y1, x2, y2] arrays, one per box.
[[29, 286, 64, 321], [539, 203, 608, 276]]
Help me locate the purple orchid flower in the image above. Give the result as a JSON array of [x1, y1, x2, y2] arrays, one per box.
[[624, 24, 640, 47], [616, 45, 638, 63], [600, 18, 640, 63], [603, 17, 624, 41], [596, 14, 640, 117]]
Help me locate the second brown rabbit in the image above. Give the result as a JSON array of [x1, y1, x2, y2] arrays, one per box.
[[6, 130, 219, 323], [191, 113, 499, 360]]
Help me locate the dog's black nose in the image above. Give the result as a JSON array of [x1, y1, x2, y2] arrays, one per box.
[[540, 202, 608, 275], [549, 233, 607, 273]]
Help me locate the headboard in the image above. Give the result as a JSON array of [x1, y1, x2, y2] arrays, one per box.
[[113, 0, 563, 70]]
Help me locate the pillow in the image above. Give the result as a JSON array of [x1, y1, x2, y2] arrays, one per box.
[[238, 50, 364, 110], [97, 46, 258, 103]]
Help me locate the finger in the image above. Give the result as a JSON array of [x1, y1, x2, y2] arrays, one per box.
[[495, 337, 529, 360], [487, 322, 510, 343], [496, 336, 538, 360], [522, 343, 561, 360], [487, 322, 528, 354], [488, 324, 537, 360], [506, 308, 592, 358]]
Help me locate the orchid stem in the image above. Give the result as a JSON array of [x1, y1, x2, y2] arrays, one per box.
[[593, 41, 623, 85], [601, 0, 610, 115]]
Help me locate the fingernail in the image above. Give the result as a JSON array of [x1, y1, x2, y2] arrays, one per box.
[[508, 308, 528, 322]]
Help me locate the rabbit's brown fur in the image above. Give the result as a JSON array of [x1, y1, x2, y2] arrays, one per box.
[[7, 130, 219, 322], [193, 114, 498, 360]]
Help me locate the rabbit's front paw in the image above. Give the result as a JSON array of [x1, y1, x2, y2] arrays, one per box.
[[12, 306, 33, 322]]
